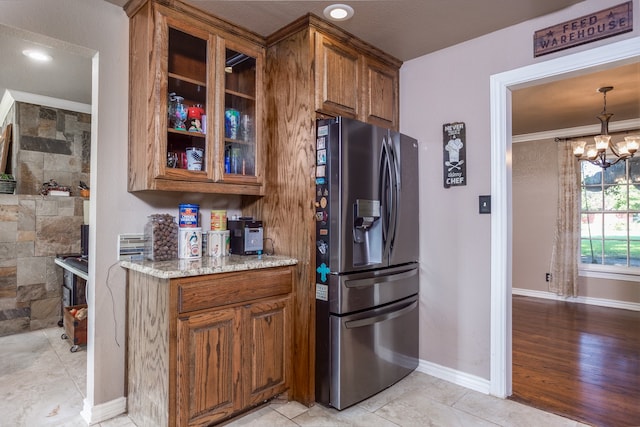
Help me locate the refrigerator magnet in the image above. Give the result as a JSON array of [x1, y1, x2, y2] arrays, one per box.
[[317, 149, 327, 165]]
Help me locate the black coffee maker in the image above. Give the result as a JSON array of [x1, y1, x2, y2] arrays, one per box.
[[228, 218, 263, 255]]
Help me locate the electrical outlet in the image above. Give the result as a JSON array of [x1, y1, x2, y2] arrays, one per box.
[[545, 273, 552, 282]]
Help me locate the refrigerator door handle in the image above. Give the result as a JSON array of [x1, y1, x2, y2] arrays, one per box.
[[387, 135, 399, 253], [344, 266, 417, 289], [380, 136, 393, 260], [344, 300, 418, 329]]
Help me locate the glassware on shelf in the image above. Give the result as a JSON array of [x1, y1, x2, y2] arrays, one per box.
[[172, 96, 188, 131], [230, 147, 241, 174], [168, 92, 177, 125], [240, 114, 253, 142], [224, 108, 240, 139], [185, 147, 204, 171], [224, 147, 231, 174], [167, 152, 179, 168]]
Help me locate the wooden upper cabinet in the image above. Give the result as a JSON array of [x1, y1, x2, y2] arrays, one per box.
[[305, 18, 400, 129], [314, 33, 360, 118], [362, 56, 399, 129], [126, 0, 265, 195]]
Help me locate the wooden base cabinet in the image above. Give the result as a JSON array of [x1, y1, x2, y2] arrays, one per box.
[[127, 267, 292, 427], [175, 307, 242, 426]]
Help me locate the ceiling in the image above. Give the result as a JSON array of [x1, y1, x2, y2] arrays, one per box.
[[1, 0, 639, 136], [0, 25, 93, 105], [105, 0, 584, 63], [512, 62, 640, 135]]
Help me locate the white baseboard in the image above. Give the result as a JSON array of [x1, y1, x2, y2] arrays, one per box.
[[81, 396, 127, 425], [416, 359, 491, 395], [512, 288, 640, 312]]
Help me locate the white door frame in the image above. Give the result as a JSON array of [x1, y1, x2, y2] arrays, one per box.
[[489, 37, 640, 398]]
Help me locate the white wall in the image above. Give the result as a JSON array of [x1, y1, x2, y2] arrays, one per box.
[[512, 139, 559, 293], [400, 0, 640, 380]]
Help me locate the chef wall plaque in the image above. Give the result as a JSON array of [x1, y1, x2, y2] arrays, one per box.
[[443, 122, 466, 188]]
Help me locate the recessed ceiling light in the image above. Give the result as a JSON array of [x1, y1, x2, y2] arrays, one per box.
[[22, 49, 52, 62], [323, 4, 354, 21]]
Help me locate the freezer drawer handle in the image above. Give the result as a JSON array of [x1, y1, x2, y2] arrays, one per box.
[[344, 267, 417, 289], [344, 300, 417, 329]]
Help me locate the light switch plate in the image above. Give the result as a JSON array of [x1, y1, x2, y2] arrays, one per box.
[[479, 195, 491, 214]]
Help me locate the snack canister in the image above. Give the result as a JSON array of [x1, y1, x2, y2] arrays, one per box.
[[208, 230, 230, 257], [178, 227, 202, 259], [179, 204, 199, 227], [210, 210, 227, 231]]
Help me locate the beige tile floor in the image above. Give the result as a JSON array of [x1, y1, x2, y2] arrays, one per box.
[[0, 328, 588, 427]]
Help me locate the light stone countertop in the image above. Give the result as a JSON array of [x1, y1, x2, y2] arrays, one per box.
[[120, 254, 298, 279]]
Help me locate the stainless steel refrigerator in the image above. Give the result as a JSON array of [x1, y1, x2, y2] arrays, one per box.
[[315, 116, 420, 410]]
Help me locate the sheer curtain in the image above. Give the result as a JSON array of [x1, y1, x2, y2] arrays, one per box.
[[549, 140, 580, 296]]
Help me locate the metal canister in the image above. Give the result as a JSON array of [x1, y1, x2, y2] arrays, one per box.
[[179, 204, 199, 227], [208, 230, 230, 257], [210, 210, 227, 231], [178, 227, 202, 259]]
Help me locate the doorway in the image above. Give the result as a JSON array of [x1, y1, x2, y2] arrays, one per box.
[[488, 37, 640, 398], [0, 21, 93, 409]]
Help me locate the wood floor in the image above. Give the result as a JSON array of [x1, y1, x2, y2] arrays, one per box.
[[511, 295, 640, 427]]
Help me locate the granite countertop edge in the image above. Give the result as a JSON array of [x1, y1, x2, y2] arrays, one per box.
[[120, 254, 298, 279]]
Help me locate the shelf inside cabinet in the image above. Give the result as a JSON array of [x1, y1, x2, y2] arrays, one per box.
[[224, 137, 252, 146], [168, 76, 207, 109], [169, 72, 206, 88], [225, 89, 255, 101], [168, 128, 206, 137]]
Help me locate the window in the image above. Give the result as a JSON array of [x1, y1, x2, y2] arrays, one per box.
[[580, 157, 640, 268]]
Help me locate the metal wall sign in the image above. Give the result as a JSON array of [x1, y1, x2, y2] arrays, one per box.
[[443, 122, 466, 188], [534, 1, 633, 57]]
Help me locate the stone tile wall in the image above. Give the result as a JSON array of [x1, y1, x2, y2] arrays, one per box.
[[0, 101, 90, 336], [14, 102, 91, 195], [0, 194, 85, 336]]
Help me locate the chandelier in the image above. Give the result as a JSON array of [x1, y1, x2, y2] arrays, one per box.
[[572, 86, 640, 169]]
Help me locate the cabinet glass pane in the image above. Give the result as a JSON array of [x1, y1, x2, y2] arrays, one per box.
[[224, 48, 256, 177], [167, 28, 207, 172]]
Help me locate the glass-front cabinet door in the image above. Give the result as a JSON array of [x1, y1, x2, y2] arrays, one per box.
[[162, 22, 214, 182], [127, 1, 264, 194], [219, 40, 262, 185]]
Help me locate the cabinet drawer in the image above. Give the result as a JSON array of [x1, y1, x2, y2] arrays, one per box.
[[177, 266, 292, 313]]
